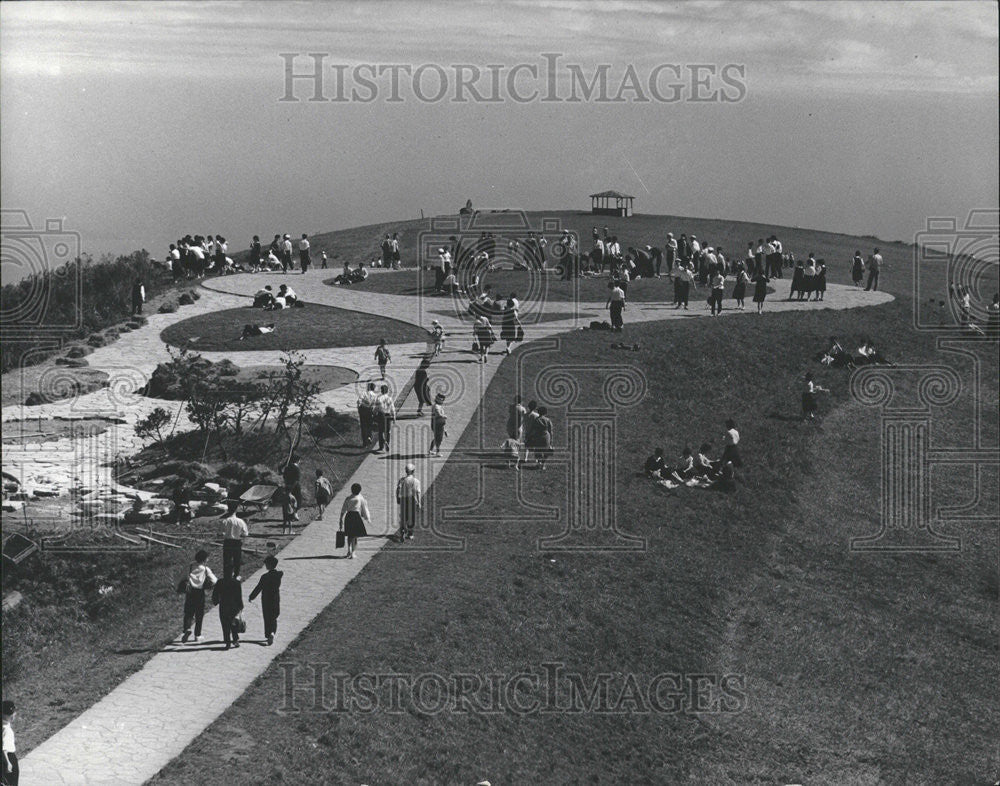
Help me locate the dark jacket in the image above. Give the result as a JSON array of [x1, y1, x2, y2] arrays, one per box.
[[249, 570, 283, 614], [212, 576, 244, 617]]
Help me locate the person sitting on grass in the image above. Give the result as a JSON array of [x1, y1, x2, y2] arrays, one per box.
[[821, 336, 854, 368], [644, 448, 666, 477], [278, 284, 297, 306], [802, 372, 830, 421], [676, 446, 697, 479], [252, 285, 274, 309], [695, 443, 717, 476]]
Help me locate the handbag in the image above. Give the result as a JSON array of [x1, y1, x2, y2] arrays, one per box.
[[336, 530, 346, 549], [234, 611, 247, 634]]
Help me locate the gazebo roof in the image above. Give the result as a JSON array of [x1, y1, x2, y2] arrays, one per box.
[[589, 190, 634, 199]]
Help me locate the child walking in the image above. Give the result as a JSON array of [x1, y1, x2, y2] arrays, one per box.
[[181, 549, 217, 643], [248, 555, 283, 646], [429, 392, 448, 457], [314, 469, 332, 519], [212, 571, 244, 650], [753, 272, 770, 314], [801, 372, 830, 421], [430, 320, 445, 356], [375, 339, 391, 379]]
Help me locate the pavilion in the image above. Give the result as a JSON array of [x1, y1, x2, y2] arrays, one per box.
[[589, 190, 635, 218]]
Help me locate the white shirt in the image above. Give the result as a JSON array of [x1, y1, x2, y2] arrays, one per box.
[[169, 248, 180, 260], [690, 240, 701, 254], [772, 240, 782, 254], [282, 287, 297, 300], [358, 389, 378, 408], [2, 721, 14, 753], [375, 392, 396, 418], [299, 239, 310, 251], [340, 494, 371, 522], [396, 474, 421, 500], [282, 239, 293, 253], [187, 563, 218, 590], [220, 514, 249, 540], [726, 428, 740, 446]]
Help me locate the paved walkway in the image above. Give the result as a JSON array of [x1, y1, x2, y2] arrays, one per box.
[[18, 270, 893, 784]]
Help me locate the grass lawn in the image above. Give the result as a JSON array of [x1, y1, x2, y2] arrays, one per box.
[[233, 364, 357, 393], [159, 302, 429, 352], [152, 253, 998, 782]]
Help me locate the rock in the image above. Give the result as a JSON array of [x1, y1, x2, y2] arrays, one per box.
[[1, 500, 24, 512], [2, 592, 24, 612]]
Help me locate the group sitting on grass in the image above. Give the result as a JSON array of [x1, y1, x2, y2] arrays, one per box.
[[332, 260, 370, 285], [250, 284, 299, 309], [818, 336, 895, 368], [643, 419, 742, 492]]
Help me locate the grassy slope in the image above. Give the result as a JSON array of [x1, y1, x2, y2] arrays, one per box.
[[151, 221, 998, 784]]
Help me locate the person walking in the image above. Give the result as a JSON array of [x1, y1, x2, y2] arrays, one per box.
[[531, 406, 554, 470], [180, 549, 217, 643], [396, 463, 421, 541], [865, 247, 882, 291], [500, 294, 523, 355], [414, 355, 432, 416], [753, 272, 770, 314], [375, 339, 391, 379], [131, 278, 145, 316], [298, 234, 311, 273], [506, 395, 527, 440], [732, 264, 749, 310], [219, 501, 249, 579], [339, 483, 371, 559], [374, 383, 396, 452], [851, 251, 865, 288], [320, 250, 329, 269], [1, 701, 17, 786], [357, 382, 377, 446], [801, 373, 829, 420], [429, 392, 448, 456], [474, 315, 495, 363], [282, 454, 302, 507], [607, 280, 626, 331], [281, 234, 293, 273], [314, 469, 333, 518], [212, 571, 244, 649], [248, 555, 283, 645], [675, 262, 694, 309]]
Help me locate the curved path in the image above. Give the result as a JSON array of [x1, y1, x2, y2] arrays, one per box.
[[18, 269, 892, 784]]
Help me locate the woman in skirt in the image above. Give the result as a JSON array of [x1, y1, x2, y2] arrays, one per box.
[[528, 406, 554, 470], [753, 272, 770, 314], [814, 260, 827, 301], [851, 251, 865, 288], [788, 255, 803, 300], [732, 263, 750, 310], [473, 315, 495, 363], [499, 294, 523, 355], [339, 482, 372, 559], [801, 372, 829, 421], [429, 392, 448, 456]]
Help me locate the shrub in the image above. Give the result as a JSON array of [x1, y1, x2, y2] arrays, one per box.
[[158, 301, 178, 314], [65, 345, 93, 358], [189, 290, 201, 301], [178, 293, 195, 306], [87, 333, 107, 348], [126, 320, 144, 330], [130, 315, 148, 326], [214, 358, 239, 377]]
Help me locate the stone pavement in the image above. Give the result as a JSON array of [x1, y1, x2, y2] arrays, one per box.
[[18, 269, 893, 784]]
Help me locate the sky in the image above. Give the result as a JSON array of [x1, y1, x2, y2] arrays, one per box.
[[1, 0, 997, 271]]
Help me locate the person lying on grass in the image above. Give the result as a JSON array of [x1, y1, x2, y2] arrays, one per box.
[[240, 323, 275, 340]]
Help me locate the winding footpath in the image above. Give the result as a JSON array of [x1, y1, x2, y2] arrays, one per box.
[[15, 270, 893, 784]]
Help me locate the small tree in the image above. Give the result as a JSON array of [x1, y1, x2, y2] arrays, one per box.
[[134, 407, 171, 448]]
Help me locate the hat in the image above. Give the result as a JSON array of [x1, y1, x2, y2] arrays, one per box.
[[405, 462, 415, 473], [435, 392, 446, 403], [438, 247, 445, 253], [283, 234, 289, 239], [431, 319, 440, 325]]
